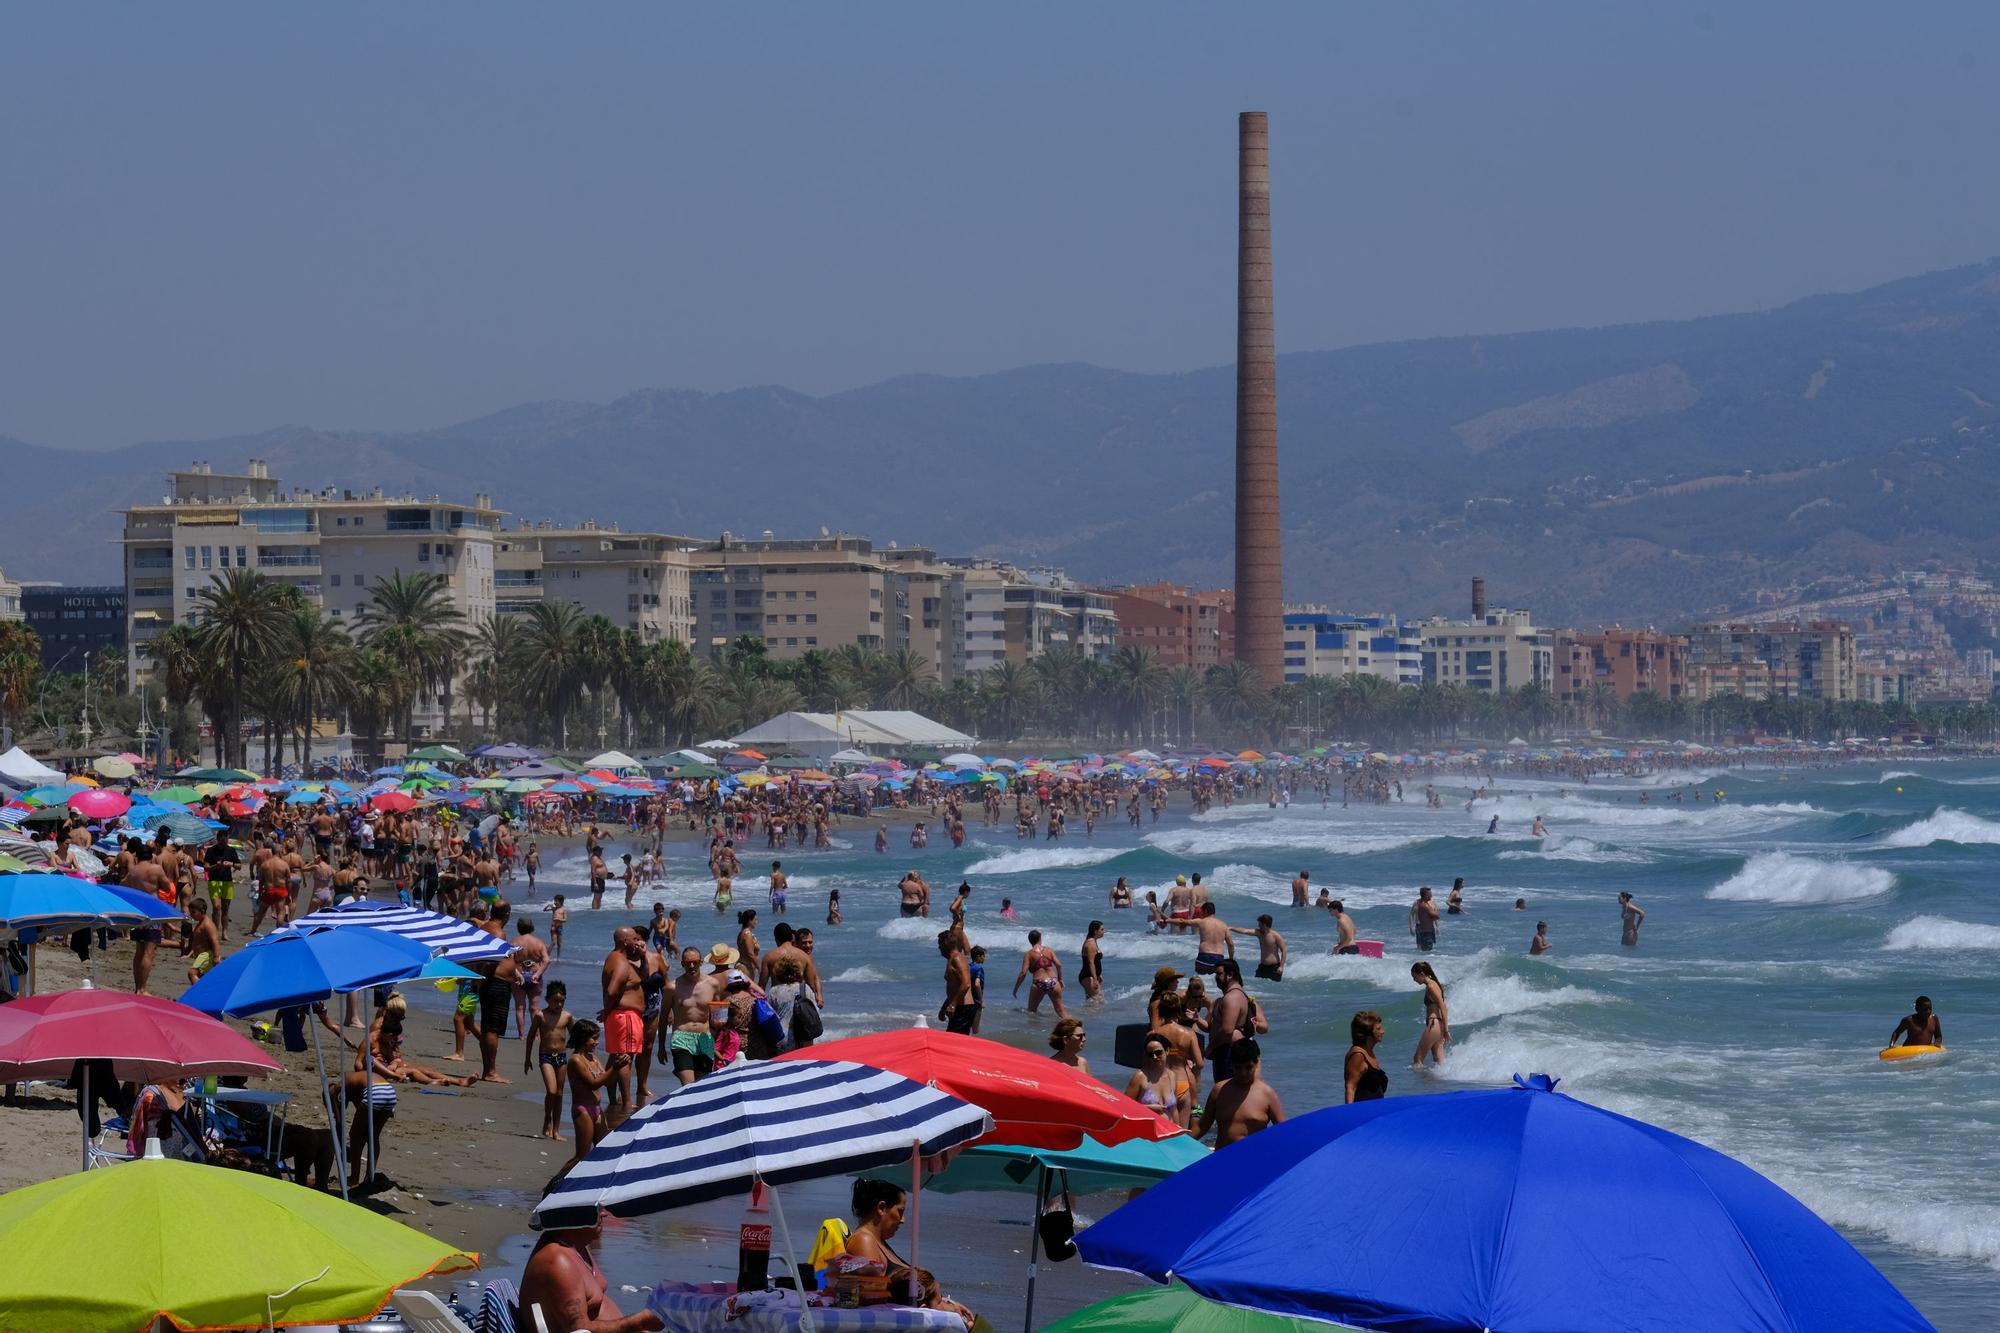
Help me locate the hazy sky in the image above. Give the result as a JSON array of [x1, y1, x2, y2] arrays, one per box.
[[3, 4, 1996, 449]]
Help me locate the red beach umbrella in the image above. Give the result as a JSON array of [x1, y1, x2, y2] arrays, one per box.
[[67, 788, 132, 819], [777, 1028, 1179, 1150], [367, 791, 418, 813]]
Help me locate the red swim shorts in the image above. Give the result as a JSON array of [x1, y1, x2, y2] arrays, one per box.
[[605, 1008, 645, 1056]]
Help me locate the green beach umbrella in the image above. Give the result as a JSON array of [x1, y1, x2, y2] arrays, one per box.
[[468, 777, 510, 790], [0, 1150, 477, 1333], [502, 778, 545, 794], [153, 785, 203, 804], [1044, 1283, 1355, 1333], [665, 762, 726, 780], [406, 744, 467, 763]]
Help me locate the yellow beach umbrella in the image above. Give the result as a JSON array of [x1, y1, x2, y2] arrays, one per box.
[[0, 1148, 478, 1333]]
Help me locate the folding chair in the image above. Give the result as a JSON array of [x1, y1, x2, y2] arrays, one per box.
[[389, 1290, 475, 1333]]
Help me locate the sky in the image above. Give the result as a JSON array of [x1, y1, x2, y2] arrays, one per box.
[[1, 3, 1996, 449]]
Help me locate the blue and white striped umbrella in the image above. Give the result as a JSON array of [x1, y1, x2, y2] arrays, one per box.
[[533, 1058, 993, 1229], [293, 899, 516, 963]]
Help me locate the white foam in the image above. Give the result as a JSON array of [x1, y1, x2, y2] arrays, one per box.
[[1764, 1170, 2000, 1272], [1705, 852, 1894, 905], [1207, 863, 1304, 905], [1445, 974, 1610, 1025], [828, 965, 891, 983], [962, 846, 1125, 875], [1877, 808, 2000, 849], [1879, 770, 1919, 782], [871, 912, 1188, 963], [1144, 825, 1431, 858], [1497, 836, 1651, 865], [1884, 916, 2000, 952]]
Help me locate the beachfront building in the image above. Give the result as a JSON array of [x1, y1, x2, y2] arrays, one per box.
[[120, 461, 504, 732], [22, 585, 126, 676], [1104, 583, 1234, 671], [1857, 665, 1916, 706], [1281, 609, 1421, 685], [1685, 620, 1857, 702], [686, 534, 965, 682], [0, 568, 20, 622], [494, 523, 697, 644], [1416, 609, 1555, 693], [1553, 628, 1690, 703], [952, 560, 1119, 674], [1686, 660, 1776, 702]]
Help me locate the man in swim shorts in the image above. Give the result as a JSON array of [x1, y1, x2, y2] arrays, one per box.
[[1409, 886, 1440, 953], [1191, 903, 1233, 976], [667, 946, 721, 1084], [1329, 900, 1359, 954], [600, 927, 648, 1114]]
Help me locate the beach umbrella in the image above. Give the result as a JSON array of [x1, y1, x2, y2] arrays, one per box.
[[0, 1148, 476, 1333], [90, 756, 137, 780], [365, 790, 418, 813], [0, 984, 282, 1168], [131, 809, 221, 845], [284, 789, 326, 806], [406, 743, 467, 763], [0, 872, 164, 941], [502, 778, 544, 794], [467, 777, 510, 790], [1047, 1284, 1342, 1333], [471, 741, 539, 761], [177, 767, 259, 783], [532, 1057, 991, 1308], [182, 923, 438, 1199], [150, 784, 201, 804], [1075, 1075, 1930, 1333], [294, 899, 514, 964], [21, 784, 80, 806], [776, 1028, 1178, 1150]]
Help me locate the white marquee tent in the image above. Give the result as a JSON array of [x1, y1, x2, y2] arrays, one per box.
[[730, 711, 976, 758]]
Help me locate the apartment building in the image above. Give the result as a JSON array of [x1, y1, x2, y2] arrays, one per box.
[[1686, 661, 1776, 702], [954, 561, 1118, 673], [0, 568, 21, 622], [1685, 621, 1857, 702], [685, 534, 965, 680], [121, 461, 503, 731], [1417, 609, 1554, 693], [1106, 583, 1234, 671], [1554, 628, 1690, 703], [1281, 610, 1422, 685], [494, 524, 697, 644]]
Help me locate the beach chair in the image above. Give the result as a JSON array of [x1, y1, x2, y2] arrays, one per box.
[[390, 1290, 475, 1333], [87, 1116, 137, 1170], [479, 1278, 521, 1333]]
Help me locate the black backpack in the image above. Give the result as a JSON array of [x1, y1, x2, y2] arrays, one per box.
[[790, 991, 824, 1045]]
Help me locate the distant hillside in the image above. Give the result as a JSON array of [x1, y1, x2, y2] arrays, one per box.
[[6, 259, 2000, 627]]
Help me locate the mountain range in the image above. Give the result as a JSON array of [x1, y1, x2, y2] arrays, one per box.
[[5, 258, 1999, 629]]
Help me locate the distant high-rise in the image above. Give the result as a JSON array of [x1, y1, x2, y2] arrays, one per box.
[[1233, 111, 1283, 685]]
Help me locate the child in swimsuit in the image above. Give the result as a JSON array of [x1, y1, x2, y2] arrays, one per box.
[[526, 982, 575, 1141], [561, 1019, 623, 1174]]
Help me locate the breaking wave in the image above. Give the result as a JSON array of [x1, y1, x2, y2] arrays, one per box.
[[1705, 852, 1894, 905]]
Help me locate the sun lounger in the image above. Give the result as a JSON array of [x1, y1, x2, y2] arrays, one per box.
[[390, 1290, 475, 1333]]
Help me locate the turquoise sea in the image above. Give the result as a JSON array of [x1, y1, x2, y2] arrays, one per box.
[[519, 758, 2000, 1330]]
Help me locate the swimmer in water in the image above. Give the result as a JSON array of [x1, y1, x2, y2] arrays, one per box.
[[1530, 816, 1547, 838], [1889, 995, 1942, 1049], [1529, 921, 1551, 956], [1618, 891, 1645, 947], [1486, 815, 1500, 834]]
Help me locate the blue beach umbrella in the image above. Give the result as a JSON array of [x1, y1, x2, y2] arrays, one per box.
[[1076, 1075, 1929, 1333], [294, 899, 515, 964], [181, 923, 433, 1018], [0, 873, 165, 936]]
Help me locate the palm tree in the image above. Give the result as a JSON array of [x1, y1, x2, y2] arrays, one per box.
[[1204, 661, 1266, 742], [0, 622, 41, 745], [1110, 646, 1168, 744], [190, 568, 291, 767], [513, 601, 592, 748], [354, 571, 468, 744], [1163, 666, 1204, 746], [983, 660, 1039, 741], [467, 613, 522, 737], [878, 647, 932, 709], [342, 648, 409, 768], [268, 608, 354, 765]]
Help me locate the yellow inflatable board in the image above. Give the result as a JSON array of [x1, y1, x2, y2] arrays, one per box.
[[1879, 1044, 1945, 1062]]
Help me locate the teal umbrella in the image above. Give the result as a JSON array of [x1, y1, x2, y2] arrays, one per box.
[[1045, 1283, 1353, 1333]]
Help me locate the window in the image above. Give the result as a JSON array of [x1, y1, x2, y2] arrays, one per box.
[[331, 574, 342, 587], [336, 516, 347, 527], [804, 590, 816, 600], [235, 546, 247, 566], [200, 546, 212, 570], [805, 614, 817, 624], [352, 517, 364, 528], [216, 548, 228, 569], [785, 590, 797, 600], [804, 637, 818, 646], [418, 543, 431, 563]]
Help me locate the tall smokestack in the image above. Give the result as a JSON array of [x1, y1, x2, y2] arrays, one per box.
[[1233, 111, 1283, 686], [1472, 577, 1486, 620]]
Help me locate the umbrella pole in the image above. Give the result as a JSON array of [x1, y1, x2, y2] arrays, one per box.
[[908, 1139, 922, 1306], [362, 986, 377, 1187], [1022, 1164, 1048, 1333], [79, 1062, 90, 1171], [762, 1178, 815, 1333], [308, 1016, 350, 1202]]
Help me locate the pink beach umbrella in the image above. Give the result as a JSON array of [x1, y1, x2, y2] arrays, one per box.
[[67, 788, 131, 820]]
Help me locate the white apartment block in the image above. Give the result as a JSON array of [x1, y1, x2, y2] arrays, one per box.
[[121, 460, 503, 735], [953, 560, 1118, 674], [1418, 609, 1555, 693]]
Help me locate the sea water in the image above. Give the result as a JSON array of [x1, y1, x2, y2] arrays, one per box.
[[523, 759, 2000, 1330]]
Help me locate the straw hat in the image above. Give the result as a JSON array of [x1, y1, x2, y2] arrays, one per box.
[[706, 943, 741, 968]]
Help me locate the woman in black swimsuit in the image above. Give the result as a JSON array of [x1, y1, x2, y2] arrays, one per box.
[[1344, 1009, 1388, 1103]]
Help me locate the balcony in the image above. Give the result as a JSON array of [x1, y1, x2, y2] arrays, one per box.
[[257, 553, 320, 568]]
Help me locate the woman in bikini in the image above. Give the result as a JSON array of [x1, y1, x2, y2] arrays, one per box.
[[1344, 1009, 1389, 1102], [1411, 962, 1450, 1068], [1124, 1033, 1192, 1130]]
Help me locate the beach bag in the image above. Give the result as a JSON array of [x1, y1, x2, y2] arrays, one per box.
[[790, 991, 824, 1045], [751, 995, 786, 1051]]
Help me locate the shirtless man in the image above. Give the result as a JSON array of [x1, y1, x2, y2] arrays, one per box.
[[768, 861, 788, 913], [1409, 886, 1441, 953], [599, 928, 647, 1114], [1011, 929, 1067, 1018], [947, 883, 971, 949], [1166, 875, 1194, 932], [1618, 891, 1646, 947], [547, 894, 568, 958], [937, 931, 977, 1034], [1191, 903, 1234, 977], [513, 918, 551, 1031], [122, 846, 173, 993], [1328, 899, 1359, 954], [519, 1216, 663, 1333], [588, 850, 609, 911], [1233, 914, 1287, 982], [1193, 1038, 1284, 1148], [665, 947, 721, 1084], [525, 841, 542, 896], [1530, 921, 1553, 956], [1206, 959, 1268, 1086], [1291, 869, 1310, 908], [1890, 995, 1943, 1049]]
